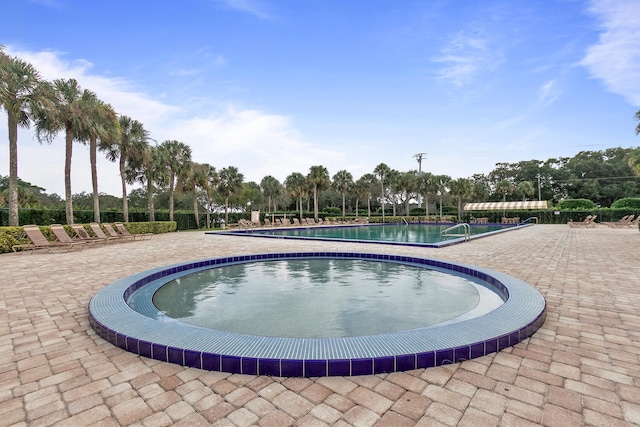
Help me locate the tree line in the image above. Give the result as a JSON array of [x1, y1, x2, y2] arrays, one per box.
[[3, 46, 640, 227]]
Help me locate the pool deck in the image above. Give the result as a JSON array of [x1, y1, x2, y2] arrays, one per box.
[[2, 224, 640, 426]]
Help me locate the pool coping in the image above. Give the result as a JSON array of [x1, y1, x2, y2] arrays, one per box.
[[210, 222, 529, 248], [89, 252, 546, 377]]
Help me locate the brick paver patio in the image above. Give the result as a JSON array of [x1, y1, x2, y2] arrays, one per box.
[[1, 224, 640, 426]]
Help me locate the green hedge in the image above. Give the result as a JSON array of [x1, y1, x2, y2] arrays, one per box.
[[1, 221, 176, 254], [611, 198, 640, 209], [557, 199, 596, 209]]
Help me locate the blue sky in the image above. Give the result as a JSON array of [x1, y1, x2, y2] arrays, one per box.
[[1, 0, 640, 196]]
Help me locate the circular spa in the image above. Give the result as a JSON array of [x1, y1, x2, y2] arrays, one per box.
[[89, 253, 546, 377]]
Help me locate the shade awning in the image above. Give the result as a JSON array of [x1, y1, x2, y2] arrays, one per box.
[[463, 201, 548, 211]]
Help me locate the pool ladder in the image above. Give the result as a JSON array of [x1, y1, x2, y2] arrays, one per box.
[[441, 223, 471, 241]]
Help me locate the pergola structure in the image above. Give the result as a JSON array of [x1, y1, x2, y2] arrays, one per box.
[[463, 201, 548, 211]]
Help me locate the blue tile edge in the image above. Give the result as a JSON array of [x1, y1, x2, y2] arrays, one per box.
[[88, 252, 546, 377]]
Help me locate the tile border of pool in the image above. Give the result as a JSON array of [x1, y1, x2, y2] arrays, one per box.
[[89, 252, 546, 377], [210, 222, 529, 248]]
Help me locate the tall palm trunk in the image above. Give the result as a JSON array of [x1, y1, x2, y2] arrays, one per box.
[[90, 136, 100, 223], [193, 188, 200, 228], [298, 195, 303, 220], [119, 155, 129, 222], [8, 114, 19, 226], [64, 125, 74, 224], [206, 192, 212, 228], [424, 195, 430, 218], [313, 185, 318, 221], [169, 173, 175, 222], [380, 182, 385, 223], [147, 178, 155, 222]]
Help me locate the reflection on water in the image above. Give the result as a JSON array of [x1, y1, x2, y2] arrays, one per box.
[[254, 224, 509, 244], [153, 259, 492, 338]]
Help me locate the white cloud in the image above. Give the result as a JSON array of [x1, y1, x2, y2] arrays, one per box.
[[0, 47, 340, 195], [214, 0, 272, 20], [537, 80, 559, 107], [432, 31, 500, 87], [164, 107, 342, 183], [581, 0, 640, 106]]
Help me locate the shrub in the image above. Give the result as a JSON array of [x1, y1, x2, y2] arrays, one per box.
[[0, 226, 27, 253], [557, 199, 595, 209], [321, 207, 341, 215], [611, 198, 640, 209], [441, 206, 458, 215]]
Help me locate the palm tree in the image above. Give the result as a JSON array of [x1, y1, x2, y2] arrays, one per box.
[[260, 175, 282, 213], [284, 172, 307, 219], [125, 143, 161, 222], [516, 181, 535, 201], [332, 170, 353, 218], [353, 175, 373, 218], [201, 164, 218, 228], [0, 49, 54, 226], [103, 115, 150, 222], [307, 165, 330, 221], [449, 178, 473, 221], [628, 148, 640, 178], [179, 162, 208, 228], [82, 94, 119, 223], [496, 179, 515, 202], [373, 163, 390, 222], [397, 171, 417, 216], [218, 166, 244, 223], [157, 140, 192, 222], [36, 78, 95, 224], [434, 174, 451, 219], [387, 169, 401, 216], [635, 109, 640, 135], [417, 172, 435, 218]]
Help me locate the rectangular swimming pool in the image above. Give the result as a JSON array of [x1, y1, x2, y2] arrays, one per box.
[[215, 223, 523, 248]]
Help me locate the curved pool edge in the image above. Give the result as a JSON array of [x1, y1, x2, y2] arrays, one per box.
[[210, 222, 531, 248], [89, 252, 546, 377]]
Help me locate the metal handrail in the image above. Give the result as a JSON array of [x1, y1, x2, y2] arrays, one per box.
[[518, 217, 538, 226], [401, 217, 409, 225], [441, 223, 471, 241]]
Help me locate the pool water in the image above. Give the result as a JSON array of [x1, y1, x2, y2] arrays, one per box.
[[219, 223, 516, 247], [92, 252, 546, 376], [152, 259, 504, 338]]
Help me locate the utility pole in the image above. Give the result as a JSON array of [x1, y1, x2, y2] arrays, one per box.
[[413, 153, 427, 208], [537, 175, 542, 201]]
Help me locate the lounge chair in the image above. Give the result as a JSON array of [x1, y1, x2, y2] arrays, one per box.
[[604, 215, 634, 228], [263, 218, 273, 227], [103, 223, 136, 241], [71, 224, 105, 246], [12, 224, 85, 253], [90, 223, 127, 243], [281, 218, 292, 226], [568, 215, 598, 228], [50, 224, 92, 250], [292, 218, 301, 226], [115, 223, 152, 240], [238, 219, 254, 229]]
